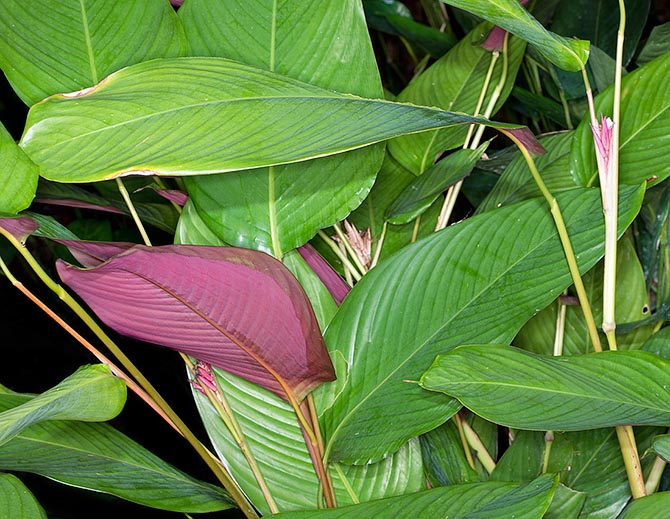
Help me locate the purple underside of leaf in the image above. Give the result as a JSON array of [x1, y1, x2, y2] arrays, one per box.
[[56, 244, 335, 401], [56, 240, 135, 267], [33, 198, 125, 215], [0, 216, 39, 243], [500, 127, 546, 156], [297, 244, 350, 305], [152, 188, 188, 207]]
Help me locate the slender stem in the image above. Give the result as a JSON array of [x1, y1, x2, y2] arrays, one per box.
[[370, 221, 387, 269], [410, 215, 421, 243], [115, 178, 152, 247], [453, 412, 476, 470], [332, 223, 367, 277], [461, 418, 496, 474], [317, 230, 361, 283], [645, 456, 667, 494], [542, 431, 554, 474], [616, 425, 646, 498], [331, 463, 359, 503]]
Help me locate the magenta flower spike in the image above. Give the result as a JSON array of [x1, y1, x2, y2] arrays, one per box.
[[590, 115, 615, 187]]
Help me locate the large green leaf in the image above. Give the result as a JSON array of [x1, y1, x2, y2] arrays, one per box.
[[422, 345, 670, 430], [0, 364, 125, 447], [20, 57, 512, 184], [440, 0, 589, 71], [0, 0, 185, 105], [419, 420, 480, 487], [0, 390, 232, 513], [319, 185, 644, 464], [179, 0, 384, 254], [618, 492, 670, 519], [387, 23, 526, 175], [0, 473, 46, 519], [570, 53, 670, 187], [190, 367, 424, 515], [271, 474, 557, 519], [0, 122, 38, 214]]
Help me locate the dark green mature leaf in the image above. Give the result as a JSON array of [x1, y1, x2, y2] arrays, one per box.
[[20, 57, 512, 184], [571, 53, 670, 187], [637, 23, 670, 66], [179, 0, 384, 254], [441, 0, 589, 70], [0, 473, 46, 519], [420, 420, 480, 486], [271, 474, 557, 519], [551, 0, 650, 66], [319, 185, 644, 464], [0, 0, 185, 105], [387, 23, 526, 175], [0, 365, 125, 447], [618, 492, 670, 519], [544, 484, 586, 519], [422, 345, 670, 430], [0, 390, 232, 513], [0, 122, 38, 214]]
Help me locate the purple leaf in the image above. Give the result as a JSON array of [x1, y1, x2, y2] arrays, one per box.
[[56, 240, 135, 267], [33, 198, 125, 215], [500, 127, 546, 156], [152, 189, 188, 207], [57, 243, 335, 401], [0, 216, 39, 243], [482, 0, 529, 51], [297, 244, 350, 305]]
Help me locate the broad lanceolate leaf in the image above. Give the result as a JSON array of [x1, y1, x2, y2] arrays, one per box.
[[319, 185, 644, 464], [56, 243, 334, 402], [441, 0, 589, 71], [0, 123, 38, 214], [272, 474, 558, 519], [0, 473, 46, 519], [180, 0, 384, 254], [422, 345, 670, 430], [0, 390, 232, 513], [20, 57, 515, 183], [571, 53, 670, 187], [0, 0, 185, 105], [618, 492, 670, 519], [0, 364, 125, 447]]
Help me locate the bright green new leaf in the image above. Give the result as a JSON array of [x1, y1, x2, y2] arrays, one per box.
[[179, 0, 384, 254], [422, 345, 670, 430], [272, 474, 558, 519], [571, 52, 670, 187], [0, 390, 233, 513], [0, 364, 125, 447], [319, 185, 643, 464], [0, 122, 38, 214], [440, 0, 589, 71], [20, 57, 514, 184], [386, 142, 489, 224], [0, 473, 46, 519], [618, 492, 670, 519], [0, 0, 185, 106]]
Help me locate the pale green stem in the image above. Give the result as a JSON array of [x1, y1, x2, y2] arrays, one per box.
[[317, 230, 361, 284], [410, 215, 421, 243], [453, 412, 476, 470], [509, 140, 602, 352], [645, 456, 667, 494], [332, 222, 367, 277], [116, 177, 152, 247], [461, 418, 496, 474], [0, 231, 258, 517], [370, 221, 387, 270], [542, 431, 554, 474], [331, 463, 359, 504]]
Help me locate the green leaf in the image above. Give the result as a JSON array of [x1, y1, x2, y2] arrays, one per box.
[[20, 57, 513, 184], [618, 492, 670, 519], [0, 122, 38, 214], [636, 22, 670, 66], [544, 484, 586, 519], [0, 0, 185, 105], [190, 367, 424, 515], [386, 142, 489, 224], [319, 185, 644, 464], [271, 474, 558, 519], [570, 53, 670, 187], [440, 0, 589, 71], [0, 364, 125, 447], [651, 434, 670, 462], [0, 473, 47, 519], [387, 23, 526, 175], [179, 0, 384, 254], [422, 345, 670, 430], [420, 420, 481, 486]]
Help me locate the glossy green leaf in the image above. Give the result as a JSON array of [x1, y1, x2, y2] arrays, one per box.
[[0, 0, 185, 105], [319, 185, 644, 464], [0, 122, 38, 214], [387, 23, 526, 175], [571, 53, 670, 187], [190, 367, 424, 514], [544, 484, 586, 519], [477, 132, 577, 213], [179, 0, 384, 254], [272, 474, 558, 519], [386, 142, 489, 224], [551, 0, 650, 66], [491, 430, 546, 483], [618, 492, 670, 519], [422, 345, 670, 430], [0, 364, 125, 447], [420, 420, 480, 487], [0, 473, 46, 519], [20, 57, 513, 184], [0, 390, 232, 513], [441, 0, 589, 71], [636, 22, 670, 66], [641, 327, 670, 360], [651, 434, 670, 462]]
